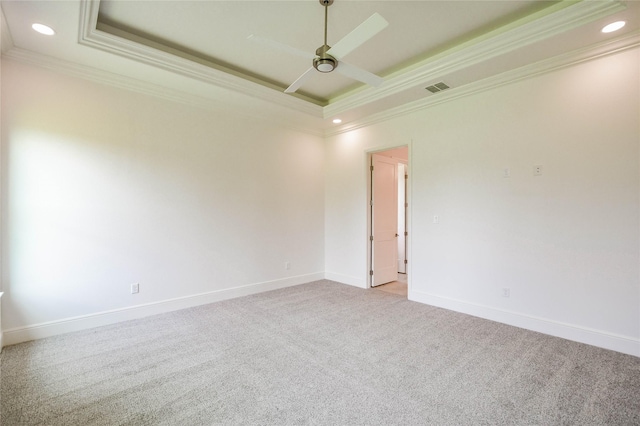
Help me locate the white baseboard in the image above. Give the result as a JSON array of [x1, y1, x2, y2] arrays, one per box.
[[5, 278, 637, 358], [2, 272, 324, 347], [409, 290, 640, 358], [324, 272, 366, 288]]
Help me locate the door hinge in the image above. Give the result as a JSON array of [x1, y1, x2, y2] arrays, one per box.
[[404, 260, 408, 264], [370, 235, 373, 241], [405, 202, 409, 208], [370, 165, 374, 171], [369, 270, 374, 276], [404, 231, 408, 236], [405, 174, 408, 179]]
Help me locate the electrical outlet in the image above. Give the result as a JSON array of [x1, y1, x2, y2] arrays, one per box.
[[503, 168, 510, 178], [285, 262, 291, 270], [534, 165, 543, 176], [502, 288, 510, 298], [433, 215, 439, 224], [131, 283, 139, 294]]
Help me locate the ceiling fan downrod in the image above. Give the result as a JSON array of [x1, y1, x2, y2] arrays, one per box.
[[314, 0, 337, 73]]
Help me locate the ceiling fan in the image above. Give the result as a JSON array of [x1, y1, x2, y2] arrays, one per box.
[[248, 0, 389, 94]]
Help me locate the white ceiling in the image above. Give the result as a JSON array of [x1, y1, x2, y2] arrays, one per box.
[[1, 1, 639, 134], [96, 0, 553, 101]]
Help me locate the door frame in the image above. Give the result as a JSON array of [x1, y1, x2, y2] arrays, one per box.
[[397, 161, 409, 274], [365, 144, 411, 293]]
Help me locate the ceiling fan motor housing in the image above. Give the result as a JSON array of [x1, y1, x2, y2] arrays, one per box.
[[314, 45, 337, 73]]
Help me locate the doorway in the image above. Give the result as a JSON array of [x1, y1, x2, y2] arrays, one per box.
[[368, 146, 408, 297]]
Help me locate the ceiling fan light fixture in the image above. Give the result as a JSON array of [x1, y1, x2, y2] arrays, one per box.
[[274, 0, 387, 93], [314, 57, 337, 73], [314, 44, 337, 73]]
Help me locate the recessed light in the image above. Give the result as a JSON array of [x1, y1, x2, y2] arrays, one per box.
[[32, 23, 55, 36], [332, 118, 342, 124], [602, 21, 625, 33]]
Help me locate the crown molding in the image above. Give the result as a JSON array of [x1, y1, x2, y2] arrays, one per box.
[[5, 29, 637, 140], [5, 0, 633, 139], [2, 47, 326, 137], [1, 4, 15, 54], [325, 30, 640, 137], [77, 1, 626, 122], [78, 0, 324, 119], [323, 0, 627, 118]]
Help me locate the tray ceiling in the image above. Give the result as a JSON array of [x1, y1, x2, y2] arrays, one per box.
[[95, 0, 554, 103], [1, 1, 638, 133]]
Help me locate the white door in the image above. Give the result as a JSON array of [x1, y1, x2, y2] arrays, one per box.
[[371, 154, 398, 287]]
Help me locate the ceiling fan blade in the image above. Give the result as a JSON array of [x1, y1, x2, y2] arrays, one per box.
[[335, 61, 384, 87], [285, 67, 316, 93], [326, 13, 389, 60], [247, 34, 315, 59]]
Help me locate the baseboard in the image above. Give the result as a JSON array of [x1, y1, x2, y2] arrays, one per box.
[[2, 272, 324, 347], [409, 290, 640, 358], [6, 278, 637, 357], [324, 272, 366, 288]]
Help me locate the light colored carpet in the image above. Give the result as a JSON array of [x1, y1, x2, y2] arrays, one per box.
[[2, 280, 639, 425]]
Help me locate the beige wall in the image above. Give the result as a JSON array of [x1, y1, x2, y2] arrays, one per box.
[[2, 43, 639, 356], [1, 59, 325, 340], [325, 46, 640, 356]]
